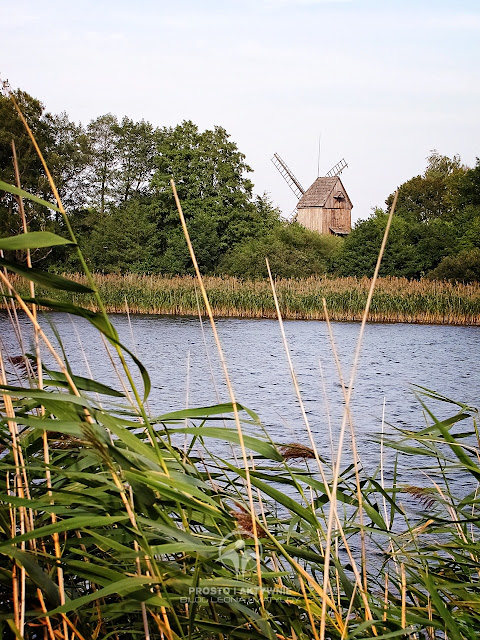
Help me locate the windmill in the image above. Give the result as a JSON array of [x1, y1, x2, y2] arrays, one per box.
[[271, 152, 352, 236]]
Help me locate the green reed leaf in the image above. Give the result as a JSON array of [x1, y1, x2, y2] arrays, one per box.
[[0, 231, 74, 250], [4, 547, 61, 606], [0, 258, 93, 292], [0, 385, 95, 408], [230, 465, 318, 527], [169, 426, 283, 461], [423, 573, 464, 640], [42, 367, 124, 397], [0, 515, 128, 548], [0, 180, 61, 213], [156, 402, 260, 423], [45, 576, 168, 616]]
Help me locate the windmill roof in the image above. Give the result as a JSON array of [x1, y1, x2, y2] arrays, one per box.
[[329, 227, 350, 236], [297, 176, 342, 208]]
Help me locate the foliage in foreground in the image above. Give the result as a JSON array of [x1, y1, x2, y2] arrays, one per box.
[[0, 197, 479, 639], [2, 347, 480, 639]]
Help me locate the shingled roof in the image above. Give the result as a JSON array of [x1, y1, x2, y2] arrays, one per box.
[[297, 176, 342, 208]]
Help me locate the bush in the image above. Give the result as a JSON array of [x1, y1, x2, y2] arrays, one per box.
[[220, 221, 343, 279], [428, 247, 480, 282]]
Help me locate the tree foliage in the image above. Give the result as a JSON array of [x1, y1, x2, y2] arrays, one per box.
[[221, 222, 342, 279], [428, 248, 480, 283], [1, 88, 479, 281], [0, 90, 56, 237], [143, 121, 284, 274], [339, 152, 480, 280]]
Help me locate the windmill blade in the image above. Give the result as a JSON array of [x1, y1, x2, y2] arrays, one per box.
[[325, 158, 348, 177], [271, 152, 305, 199]]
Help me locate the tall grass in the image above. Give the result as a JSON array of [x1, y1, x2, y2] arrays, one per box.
[[1, 90, 479, 638], [4, 273, 480, 325]]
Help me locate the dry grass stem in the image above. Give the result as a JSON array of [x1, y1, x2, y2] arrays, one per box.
[[319, 191, 399, 640], [171, 178, 266, 609], [10, 272, 479, 324]]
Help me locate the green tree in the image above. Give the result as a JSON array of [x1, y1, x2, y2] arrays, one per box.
[[150, 121, 278, 274], [338, 152, 480, 282], [337, 209, 422, 278], [85, 114, 120, 215], [386, 150, 466, 223], [113, 117, 157, 202], [87, 198, 159, 273], [428, 248, 480, 282], [455, 158, 480, 209], [48, 112, 91, 213], [221, 221, 342, 279], [49, 113, 158, 214], [451, 158, 480, 253], [0, 90, 56, 237], [414, 217, 459, 274]]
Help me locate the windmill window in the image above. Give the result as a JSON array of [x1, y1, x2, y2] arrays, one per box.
[[334, 192, 345, 201]]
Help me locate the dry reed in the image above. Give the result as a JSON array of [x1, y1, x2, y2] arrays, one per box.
[[3, 273, 479, 325]]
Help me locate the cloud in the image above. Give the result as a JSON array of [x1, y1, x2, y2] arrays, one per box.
[[429, 12, 480, 30], [264, 0, 352, 6], [2, 3, 39, 28]]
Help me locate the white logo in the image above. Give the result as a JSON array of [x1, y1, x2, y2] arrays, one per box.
[[217, 531, 262, 577]]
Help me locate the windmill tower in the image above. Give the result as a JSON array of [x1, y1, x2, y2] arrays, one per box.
[[271, 153, 352, 236]]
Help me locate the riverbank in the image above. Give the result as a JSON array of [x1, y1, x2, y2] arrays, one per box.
[[5, 273, 480, 324]]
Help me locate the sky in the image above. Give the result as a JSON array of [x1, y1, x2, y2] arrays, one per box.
[[1, 0, 479, 222]]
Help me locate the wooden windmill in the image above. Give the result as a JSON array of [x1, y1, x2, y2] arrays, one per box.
[[271, 153, 352, 236]]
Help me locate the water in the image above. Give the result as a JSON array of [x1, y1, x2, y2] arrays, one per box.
[[2, 312, 479, 479]]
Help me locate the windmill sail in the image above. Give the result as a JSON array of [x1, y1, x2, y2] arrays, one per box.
[[271, 153, 305, 199], [325, 158, 348, 177]]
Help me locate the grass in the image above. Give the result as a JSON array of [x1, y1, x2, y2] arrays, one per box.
[[1, 90, 480, 638], [3, 272, 480, 325]]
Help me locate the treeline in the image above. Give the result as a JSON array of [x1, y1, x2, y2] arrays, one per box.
[[341, 152, 480, 282], [1, 89, 479, 281]]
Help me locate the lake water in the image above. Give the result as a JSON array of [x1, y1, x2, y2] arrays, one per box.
[[2, 311, 479, 481]]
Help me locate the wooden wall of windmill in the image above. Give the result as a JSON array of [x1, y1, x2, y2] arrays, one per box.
[[271, 153, 353, 236], [297, 176, 352, 236]]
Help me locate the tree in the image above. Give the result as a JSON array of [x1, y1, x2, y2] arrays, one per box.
[[47, 112, 91, 212], [336, 152, 480, 281], [386, 150, 467, 224], [221, 221, 342, 279], [0, 90, 56, 237], [455, 158, 480, 209], [81, 114, 158, 214], [85, 114, 120, 215], [86, 199, 159, 273], [150, 121, 278, 274], [113, 117, 157, 202], [428, 248, 480, 283], [337, 209, 422, 278], [0, 90, 54, 186], [451, 158, 480, 253]]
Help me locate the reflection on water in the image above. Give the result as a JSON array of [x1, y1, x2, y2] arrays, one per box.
[[1, 312, 479, 479]]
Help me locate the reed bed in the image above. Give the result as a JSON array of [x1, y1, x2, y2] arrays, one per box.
[[5, 273, 480, 325]]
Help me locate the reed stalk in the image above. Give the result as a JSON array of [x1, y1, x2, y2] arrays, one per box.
[[5, 273, 478, 324]]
